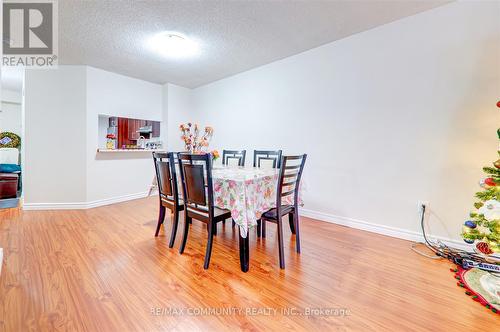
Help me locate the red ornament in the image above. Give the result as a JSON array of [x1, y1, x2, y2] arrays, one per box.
[[484, 177, 496, 187], [497, 100, 500, 108], [476, 242, 494, 255]]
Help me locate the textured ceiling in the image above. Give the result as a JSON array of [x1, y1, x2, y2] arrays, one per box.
[[58, 0, 450, 88]]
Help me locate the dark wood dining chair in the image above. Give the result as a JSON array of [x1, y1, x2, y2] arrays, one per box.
[[253, 150, 283, 168], [222, 149, 246, 166], [258, 154, 307, 269], [177, 153, 233, 269], [152, 152, 184, 248], [221, 149, 249, 227]]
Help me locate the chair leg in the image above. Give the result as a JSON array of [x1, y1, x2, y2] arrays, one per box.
[[288, 212, 296, 234], [168, 209, 180, 248], [294, 211, 301, 253], [277, 218, 285, 269], [155, 205, 166, 237], [204, 222, 215, 269], [232, 220, 236, 228], [257, 219, 261, 237], [261, 220, 266, 238], [205, 222, 217, 235], [179, 216, 191, 254]]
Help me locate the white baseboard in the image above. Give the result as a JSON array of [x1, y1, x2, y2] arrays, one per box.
[[22, 191, 150, 210], [300, 208, 471, 251], [21, 194, 470, 251]]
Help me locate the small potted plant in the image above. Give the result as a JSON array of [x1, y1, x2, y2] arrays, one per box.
[[210, 150, 220, 161]]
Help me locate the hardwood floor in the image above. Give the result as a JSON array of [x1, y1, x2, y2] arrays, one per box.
[[0, 197, 497, 331]]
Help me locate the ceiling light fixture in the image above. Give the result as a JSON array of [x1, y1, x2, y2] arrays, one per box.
[[149, 32, 199, 58]]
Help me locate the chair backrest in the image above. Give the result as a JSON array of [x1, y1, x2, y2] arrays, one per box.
[[253, 150, 283, 169], [177, 153, 215, 216], [222, 149, 246, 166], [153, 152, 180, 202], [276, 154, 307, 209]]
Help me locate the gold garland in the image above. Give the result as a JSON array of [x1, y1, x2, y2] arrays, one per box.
[[0, 132, 21, 148]]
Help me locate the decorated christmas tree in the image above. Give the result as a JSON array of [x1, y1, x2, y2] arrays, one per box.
[[461, 101, 500, 254]]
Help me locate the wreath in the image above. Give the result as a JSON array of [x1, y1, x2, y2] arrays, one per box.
[[0, 132, 21, 148]]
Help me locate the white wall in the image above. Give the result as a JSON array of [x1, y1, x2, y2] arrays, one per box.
[[24, 66, 87, 204], [166, 83, 193, 152], [86, 67, 163, 121], [23, 66, 165, 208], [1, 89, 21, 103], [187, 1, 500, 243], [1, 89, 22, 136], [86, 67, 163, 202]]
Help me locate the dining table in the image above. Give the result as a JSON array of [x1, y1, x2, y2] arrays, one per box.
[[211, 164, 297, 272]]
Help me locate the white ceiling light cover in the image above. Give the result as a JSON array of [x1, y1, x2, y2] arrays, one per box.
[[148, 32, 200, 59]]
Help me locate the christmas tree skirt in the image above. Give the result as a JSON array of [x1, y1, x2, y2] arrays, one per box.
[[452, 266, 500, 314]]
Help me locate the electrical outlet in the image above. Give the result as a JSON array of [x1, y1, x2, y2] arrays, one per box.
[[418, 201, 429, 212]]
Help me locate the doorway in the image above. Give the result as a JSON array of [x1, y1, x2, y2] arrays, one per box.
[[0, 67, 24, 209]]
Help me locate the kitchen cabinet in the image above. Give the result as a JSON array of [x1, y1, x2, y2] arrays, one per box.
[[117, 117, 129, 148], [115, 117, 161, 149], [128, 119, 146, 140], [152, 121, 161, 137]]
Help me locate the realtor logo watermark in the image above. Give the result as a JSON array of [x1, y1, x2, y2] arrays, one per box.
[[2, 0, 58, 67]]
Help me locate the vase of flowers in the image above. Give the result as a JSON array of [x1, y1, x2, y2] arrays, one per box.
[[180, 123, 214, 153]]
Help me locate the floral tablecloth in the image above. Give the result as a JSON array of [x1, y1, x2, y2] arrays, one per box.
[[212, 166, 295, 238]]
